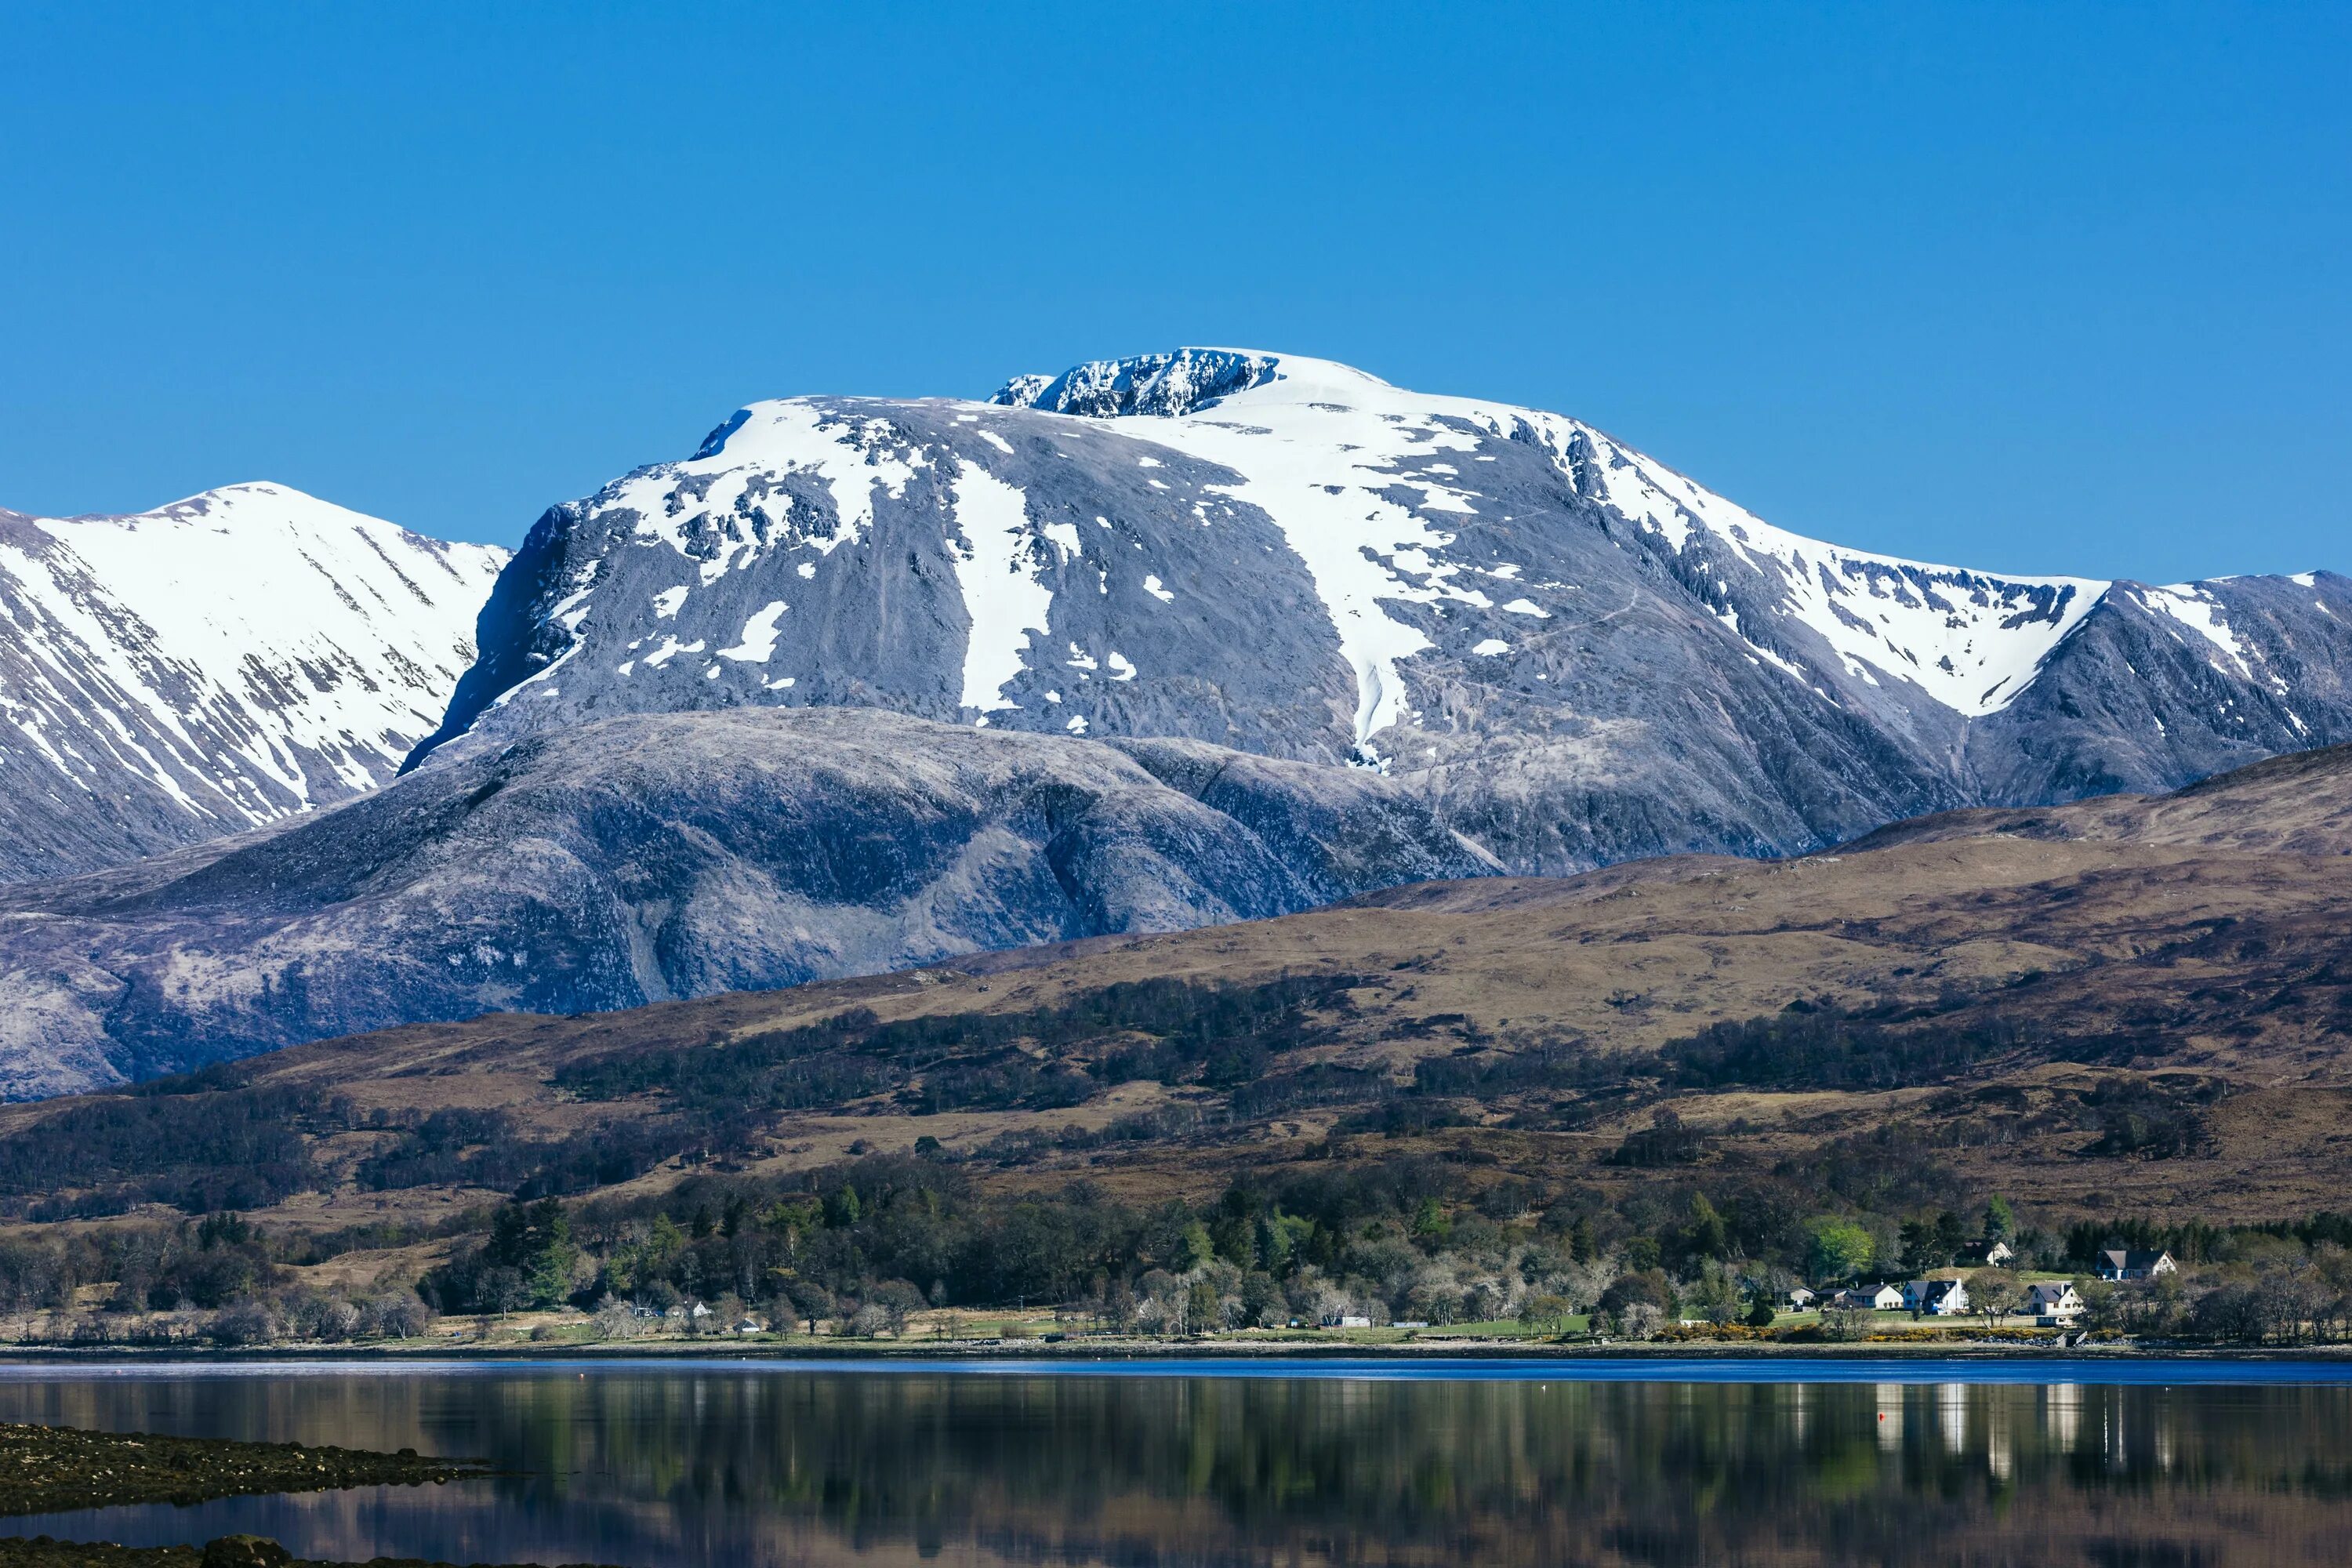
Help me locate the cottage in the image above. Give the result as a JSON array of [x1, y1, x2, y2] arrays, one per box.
[[2093, 1249, 2177, 1282], [1958, 1239, 2016, 1268], [1902, 1278, 1970, 1316], [733, 1316, 765, 1335], [1784, 1286, 1818, 1312], [1831, 1283, 1904, 1312], [1322, 1313, 1373, 1330], [2024, 1282, 2084, 1326]]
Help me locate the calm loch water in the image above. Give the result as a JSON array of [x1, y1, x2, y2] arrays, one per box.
[[2, 1358, 2350, 1566]]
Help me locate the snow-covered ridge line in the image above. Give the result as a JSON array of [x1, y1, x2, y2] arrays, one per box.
[[0, 482, 506, 878], [418, 344, 2352, 893], [474, 347, 2328, 776], [993, 349, 2111, 719]]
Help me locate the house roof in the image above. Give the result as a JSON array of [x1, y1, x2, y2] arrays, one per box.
[[1838, 1283, 1901, 1303]]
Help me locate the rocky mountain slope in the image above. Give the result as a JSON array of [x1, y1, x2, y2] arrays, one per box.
[[14, 739, 2349, 1229], [0, 484, 506, 880], [408, 348, 2352, 873], [4, 350, 2342, 1098], [0, 706, 1490, 1098]]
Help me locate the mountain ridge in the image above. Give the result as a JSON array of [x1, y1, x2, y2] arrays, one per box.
[[0, 705, 1494, 1098], [401, 348, 2352, 873], [0, 482, 507, 880], [2, 350, 2345, 1097]]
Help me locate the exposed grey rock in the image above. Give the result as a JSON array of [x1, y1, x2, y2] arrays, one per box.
[[1972, 575, 2352, 800], [997, 348, 1279, 416], [0, 706, 1493, 1097], [407, 350, 2352, 876]]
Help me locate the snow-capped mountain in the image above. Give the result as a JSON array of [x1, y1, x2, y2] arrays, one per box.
[[2, 352, 2344, 1094], [0, 484, 507, 880], [412, 349, 2352, 872]]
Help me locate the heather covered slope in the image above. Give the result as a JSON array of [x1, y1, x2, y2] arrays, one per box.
[[408, 349, 2352, 872], [0, 706, 1490, 1097], [0, 484, 506, 880]]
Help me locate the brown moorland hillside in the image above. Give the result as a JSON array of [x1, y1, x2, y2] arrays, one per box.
[[5, 741, 2350, 1261]]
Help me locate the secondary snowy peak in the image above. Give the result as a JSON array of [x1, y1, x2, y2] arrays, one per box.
[[0, 483, 506, 880], [993, 349, 2107, 719]]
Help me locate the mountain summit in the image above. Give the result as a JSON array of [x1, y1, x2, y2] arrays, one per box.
[[0, 484, 506, 879], [1, 352, 2346, 1094], [408, 350, 2352, 873]]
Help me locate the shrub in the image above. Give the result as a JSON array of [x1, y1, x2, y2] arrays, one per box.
[[1817, 1305, 1871, 1342], [208, 1301, 277, 1345], [1618, 1302, 1664, 1340]]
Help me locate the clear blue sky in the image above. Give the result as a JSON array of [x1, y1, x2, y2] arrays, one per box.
[[5, 2, 2345, 583]]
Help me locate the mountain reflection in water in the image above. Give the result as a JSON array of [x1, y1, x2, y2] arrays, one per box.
[[0, 1363, 2347, 1566]]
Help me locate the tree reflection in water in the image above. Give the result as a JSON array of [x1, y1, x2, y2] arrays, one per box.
[[0, 1369, 2349, 1566]]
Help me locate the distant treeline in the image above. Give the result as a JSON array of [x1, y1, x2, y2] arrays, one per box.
[[0, 985, 2225, 1224], [397, 1143, 2352, 1355], [9, 1137, 2352, 1352], [0, 1067, 330, 1218], [554, 973, 1361, 1113]]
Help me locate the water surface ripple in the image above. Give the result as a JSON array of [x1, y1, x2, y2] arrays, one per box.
[[0, 1358, 2346, 1565]]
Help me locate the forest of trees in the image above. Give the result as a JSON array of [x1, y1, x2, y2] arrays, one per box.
[[404, 1163, 2352, 1349], [0, 981, 2327, 1348], [6, 1136, 2352, 1348], [0, 985, 2229, 1232]]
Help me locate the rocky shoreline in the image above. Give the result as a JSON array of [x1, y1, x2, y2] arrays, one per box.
[[0, 1540, 609, 1568], [0, 1425, 601, 1568]]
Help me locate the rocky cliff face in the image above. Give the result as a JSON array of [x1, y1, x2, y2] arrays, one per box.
[[407, 350, 2352, 873], [0, 484, 506, 880], [0, 706, 1493, 1097], [1973, 574, 2352, 801]]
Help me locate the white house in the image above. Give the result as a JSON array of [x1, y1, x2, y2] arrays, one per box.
[[733, 1316, 765, 1335], [1784, 1286, 1818, 1312], [1959, 1239, 2016, 1268], [2025, 1282, 2084, 1326], [1903, 1278, 1970, 1316], [2094, 1249, 2177, 1282], [1831, 1283, 1904, 1311], [1322, 1313, 1372, 1329]]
